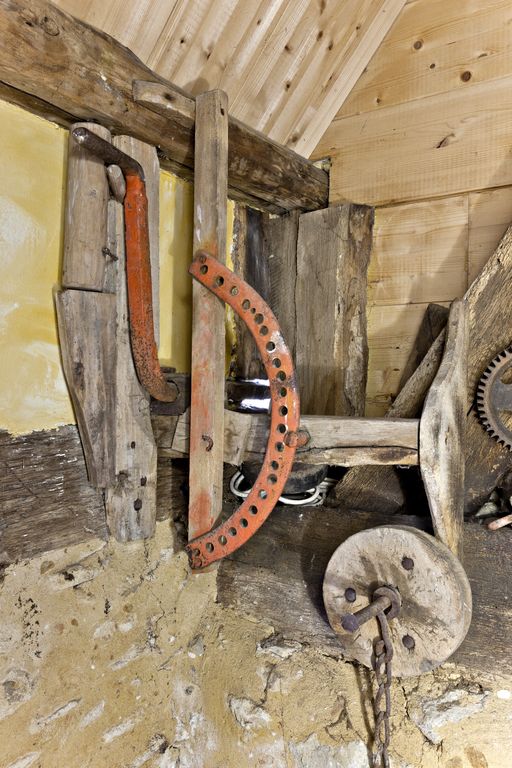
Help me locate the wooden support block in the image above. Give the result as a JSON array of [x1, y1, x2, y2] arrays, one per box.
[[169, 410, 419, 467], [188, 90, 228, 540], [104, 136, 160, 542], [55, 289, 116, 488], [217, 505, 512, 680], [420, 299, 468, 559], [62, 122, 112, 291], [295, 204, 373, 416]]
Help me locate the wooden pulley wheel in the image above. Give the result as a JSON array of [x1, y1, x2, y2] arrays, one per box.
[[323, 525, 472, 677]]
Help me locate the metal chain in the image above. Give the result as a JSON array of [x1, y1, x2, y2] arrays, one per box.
[[371, 610, 394, 768]]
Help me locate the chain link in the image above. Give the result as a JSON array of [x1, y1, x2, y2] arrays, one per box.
[[371, 610, 394, 768]]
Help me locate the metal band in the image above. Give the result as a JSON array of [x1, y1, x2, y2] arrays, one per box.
[[186, 250, 300, 570]]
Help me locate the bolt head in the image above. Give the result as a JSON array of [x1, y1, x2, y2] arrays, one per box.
[[344, 587, 357, 603], [401, 556, 414, 571], [402, 634, 415, 650]]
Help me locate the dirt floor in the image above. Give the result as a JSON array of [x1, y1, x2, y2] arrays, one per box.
[[0, 519, 511, 768]]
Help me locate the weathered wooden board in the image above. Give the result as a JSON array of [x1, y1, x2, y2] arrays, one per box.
[[217, 504, 512, 680], [103, 137, 160, 541], [168, 410, 419, 467], [0, 0, 328, 213], [341, 0, 512, 118], [398, 303, 449, 391], [266, 211, 300, 362], [0, 426, 108, 563], [0, 425, 184, 565], [188, 90, 228, 541], [315, 76, 512, 206], [366, 302, 444, 417], [419, 299, 468, 559], [230, 207, 270, 381], [296, 204, 373, 416], [464, 226, 512, 512], [62, 121, 112, 291], [55, 289, 116, 488]]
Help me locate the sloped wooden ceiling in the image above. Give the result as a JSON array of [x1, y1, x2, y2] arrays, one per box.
[[52, 0, 406, 156]]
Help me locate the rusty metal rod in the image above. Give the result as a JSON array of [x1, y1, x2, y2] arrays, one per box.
[[341, 595, 392, 633], [72, 127, 178, 403]]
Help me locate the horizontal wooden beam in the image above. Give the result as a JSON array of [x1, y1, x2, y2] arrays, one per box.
[[162, 410, 419, 467], [0, 0, 328, 213]]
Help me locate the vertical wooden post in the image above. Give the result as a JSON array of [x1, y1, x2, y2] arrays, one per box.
[[104, 137, 160, 542], [188, 90, 229, 540]]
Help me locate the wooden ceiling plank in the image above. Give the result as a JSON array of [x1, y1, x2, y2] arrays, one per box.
[[340, 0, 512, 118], [265, 0, 378, 144], [0, 0, 327, 213], [296, 0, 407, 156]]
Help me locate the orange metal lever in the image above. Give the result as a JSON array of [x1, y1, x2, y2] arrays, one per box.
[[186, 251, 300, 570], [71, 127, 178, 403]]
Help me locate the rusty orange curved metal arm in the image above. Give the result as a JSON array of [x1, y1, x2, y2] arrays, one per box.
[[186, 251, 300, 570], [72, 127, 178, 403]]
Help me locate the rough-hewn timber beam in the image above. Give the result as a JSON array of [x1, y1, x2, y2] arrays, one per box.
[[0, 0, 328, 214]]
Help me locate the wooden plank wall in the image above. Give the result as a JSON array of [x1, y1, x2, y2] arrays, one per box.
[[313, 0, 512, 415]]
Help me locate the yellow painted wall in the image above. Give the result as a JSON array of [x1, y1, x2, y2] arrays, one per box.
[[0, 99, 234, 435]]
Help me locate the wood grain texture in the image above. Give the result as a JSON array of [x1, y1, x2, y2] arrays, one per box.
[[188, 90, 228, 540], [0, 0, 327, 213], [419, 299, 468, 559], [266, 210, 300, 362], [230, 208, 269, 380], [104, 136, 160, 542], [0, 425, 185, 565], [369, 196, 468, 306], [62, 121, 112, 291], [217, 504, 512, 680], [468, 186, 512, 283], [342, 221, 512, 516], [53, 0, 406, 156], [367, 302, 446, 416], [340, 0, 512, 118], [464, 224, 512, 512], [334, 325, 447, 510], [55, 289, 116, 488], [170, 409, 419, 467], [315, 76, 512, 207], [296, 204, 373, 416], [0, 426, 107, 563], [398, 303, 449, 391]]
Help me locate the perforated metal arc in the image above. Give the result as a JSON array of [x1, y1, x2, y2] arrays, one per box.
[[186, 251, 300, 570]]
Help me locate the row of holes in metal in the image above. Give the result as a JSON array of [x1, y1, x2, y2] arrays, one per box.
[[192, 264, 295, 559]]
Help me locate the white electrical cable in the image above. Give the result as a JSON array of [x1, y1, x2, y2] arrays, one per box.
[[229, 470, 323, 506]]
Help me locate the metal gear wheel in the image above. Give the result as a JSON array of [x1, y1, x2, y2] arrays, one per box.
[[476, 347, 512, 450]]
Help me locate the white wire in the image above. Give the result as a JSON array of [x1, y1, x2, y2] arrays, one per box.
[[229, 470, 323, 506]]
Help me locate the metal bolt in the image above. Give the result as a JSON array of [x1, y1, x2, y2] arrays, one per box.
[[402, 634, 415, 650], [340, 586, 401, 633], [344, 587, 357, 603], [401, 556, 414, 571]]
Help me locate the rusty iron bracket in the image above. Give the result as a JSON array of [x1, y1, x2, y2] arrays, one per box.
[[71, 127, 178, 403], [186, 250, 300, 569]]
